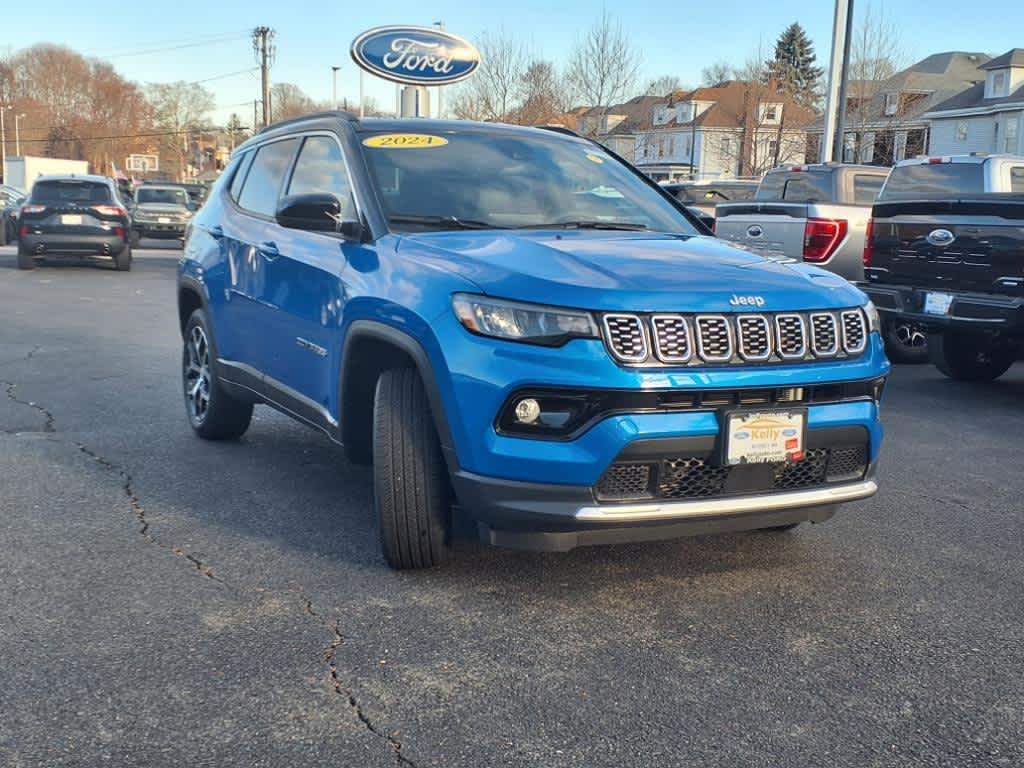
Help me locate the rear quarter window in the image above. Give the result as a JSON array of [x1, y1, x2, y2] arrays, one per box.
[[852, 174, 886, 205], [1010, 167, 1024, 194], [879, 163, 985, 200]]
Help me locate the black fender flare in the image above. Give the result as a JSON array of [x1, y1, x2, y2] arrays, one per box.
[[340, 320, 458, 464]]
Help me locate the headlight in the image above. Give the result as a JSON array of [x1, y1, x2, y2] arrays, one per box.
[[452, 294, 598, 347], [863, 300, 881, 334]]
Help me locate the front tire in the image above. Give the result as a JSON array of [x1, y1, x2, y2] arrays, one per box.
[[884, 319, 928, 364], [930, 332, 1016, 382], [17, 243, 35, 270], [373, 367, 452, 570], [182, 310, 253, 439]]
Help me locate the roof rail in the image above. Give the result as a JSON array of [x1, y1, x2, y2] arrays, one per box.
[[257, 109, 359, 134]]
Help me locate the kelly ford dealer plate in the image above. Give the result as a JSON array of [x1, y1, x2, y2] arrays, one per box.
[[726, 410, 806, 465]]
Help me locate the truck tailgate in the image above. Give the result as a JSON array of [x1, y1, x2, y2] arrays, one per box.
[[713, 202, 808, 261], [869, 198, 1024, 297]]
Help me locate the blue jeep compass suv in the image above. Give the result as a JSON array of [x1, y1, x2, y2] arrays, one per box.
[[177, 112, 889, 569]]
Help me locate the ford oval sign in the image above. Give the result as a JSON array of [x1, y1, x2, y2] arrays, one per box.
[[926, 228, 956, 247], [351, 26, 481, 86]]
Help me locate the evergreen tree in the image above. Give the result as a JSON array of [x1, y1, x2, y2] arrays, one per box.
[[765, 22, 823, 106]]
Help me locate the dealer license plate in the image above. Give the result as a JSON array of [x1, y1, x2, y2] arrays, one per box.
[[726, 411, 806, 466], [158, 217, 171, 223], [60, 214, 83, 225], [923, 291, 954, 316]]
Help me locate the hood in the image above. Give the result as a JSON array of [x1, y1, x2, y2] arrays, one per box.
[[400, 230, 865, 312]]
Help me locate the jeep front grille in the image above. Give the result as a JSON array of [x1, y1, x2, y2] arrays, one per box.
[[601, 309, 868, 366]]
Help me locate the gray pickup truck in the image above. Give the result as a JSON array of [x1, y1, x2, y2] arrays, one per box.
[[714, 164, 888, 281]]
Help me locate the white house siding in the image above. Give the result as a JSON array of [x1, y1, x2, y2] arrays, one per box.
[[929, 115, 1003, 155]]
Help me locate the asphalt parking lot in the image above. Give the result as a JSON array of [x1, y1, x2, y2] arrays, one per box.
[[1, 244, 1022, 768]]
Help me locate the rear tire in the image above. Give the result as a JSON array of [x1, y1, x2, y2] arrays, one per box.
[[182, 309, 253, 440], [114, 244, 132, 271], [883, 319, 928, 364], [930, 332, 1016, 382], [16, 244, 35, 270], [373, 367, 452, 570]]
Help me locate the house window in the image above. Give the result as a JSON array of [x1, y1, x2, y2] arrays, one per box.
[[843, 133, 857, 163], [884, 93, 898, 116], [765, 104, 778, 121], [721, 136, 733, 155], [993, 71, 1007, 96], [1005, 118, 1019, 153], [768, 139, 778, 159], [955, 121, 969, 142]]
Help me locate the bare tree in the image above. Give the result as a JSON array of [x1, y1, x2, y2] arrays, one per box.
[[515, 59, 573, 125], [701, 60, 734, 86], [147, 81, 215, 181], [645, 75, 684, 96], [566, 9, 641, 134], [269, 82, 317, 121], [450, 28, 527, 122], [843, 1, 908, 162]]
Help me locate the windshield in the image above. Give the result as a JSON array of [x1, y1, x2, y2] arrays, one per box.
[[359, 128, 698, 234], [137, 188, 189, 206], [878, 163, 985, 201], [30, 180, 111, 204], [755, 171, 834, 202]]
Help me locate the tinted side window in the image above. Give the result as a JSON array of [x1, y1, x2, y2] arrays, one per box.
[[237, 139, 299, 216], [286, 136, 357, 218], [1010, 167, 1024, 194], [853, 174, 885, 205], [228, 152, 254, 202]]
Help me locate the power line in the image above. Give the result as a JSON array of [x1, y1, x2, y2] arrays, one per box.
[[193, 68, 259, 85], [104, 33, 250, 59]]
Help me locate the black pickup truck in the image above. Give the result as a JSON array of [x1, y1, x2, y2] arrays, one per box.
[[860, 195, 1024, 381]]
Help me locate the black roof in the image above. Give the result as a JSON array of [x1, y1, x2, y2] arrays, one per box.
[[928, 80, 1024, 113], [31, 173, 111, 185], [981, 49, 1024, 70]]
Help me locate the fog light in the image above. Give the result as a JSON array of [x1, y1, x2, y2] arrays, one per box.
[[514, 398, 541, 424]]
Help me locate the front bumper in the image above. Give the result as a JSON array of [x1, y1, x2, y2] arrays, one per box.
[[20, 232, 127, 257], [134, 222, 187, 238], [859, 282, 1024, 333]]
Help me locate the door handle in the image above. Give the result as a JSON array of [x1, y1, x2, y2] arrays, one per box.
[[207, 224, 224, 240], [258, 241, 280, 260]]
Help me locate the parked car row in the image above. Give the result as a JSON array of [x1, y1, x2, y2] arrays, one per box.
[[12, 175, 206, 271]]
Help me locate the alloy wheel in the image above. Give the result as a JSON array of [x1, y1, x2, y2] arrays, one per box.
[[184, 325, 212, 424]]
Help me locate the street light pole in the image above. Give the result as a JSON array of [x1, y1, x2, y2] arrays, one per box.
[[821, 0, 853, 163], [15, 114, 25, 157], [434, 20, 445, 119], [0, 106, 8, 182], [332, 66, 341, 110]]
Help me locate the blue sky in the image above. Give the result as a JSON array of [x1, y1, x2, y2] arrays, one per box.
[[3, 0, 1020, 124]]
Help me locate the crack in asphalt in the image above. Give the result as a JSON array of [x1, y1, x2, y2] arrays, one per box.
[[303, 598, 421, 767], [0, 344, 42, 368], [75, 443, 223, 583], [2, 378, 56, 433]]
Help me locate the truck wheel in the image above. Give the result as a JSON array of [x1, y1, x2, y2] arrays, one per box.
[[114, 244, 132, 271], [182, 310, 253, 439], [883, 319, 928, 364], [930, 332, 1016, 382], [16, 244, 35, 270], [373, 367, 451, 569]]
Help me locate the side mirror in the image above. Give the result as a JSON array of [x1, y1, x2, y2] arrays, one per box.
[[276, 193, 350, 233]]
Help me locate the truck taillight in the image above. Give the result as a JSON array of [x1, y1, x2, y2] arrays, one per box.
[[863, 218, 874, 267], [802, 218, 848, 263], [93, 204, 126, 217]]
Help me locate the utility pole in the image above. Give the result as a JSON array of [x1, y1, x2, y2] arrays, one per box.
[[15, 113, 25, 156], [252, 27, 275, 128], [332, 66, 341, 110], [834, 0, 855, 161], [0, 106, 8, 182]]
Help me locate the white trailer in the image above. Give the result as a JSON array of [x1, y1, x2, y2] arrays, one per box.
[[3, 156, 90, 191]]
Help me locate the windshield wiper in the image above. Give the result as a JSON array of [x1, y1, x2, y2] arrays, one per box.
[[524, 220, 649, 231], [388, 214, 498, 230]]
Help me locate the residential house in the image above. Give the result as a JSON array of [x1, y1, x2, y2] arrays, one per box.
[[629, 81, 815, 181], [807, 51, 991, 165], [924, 49, 1024, 156], [573, 96, 667, 163]]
